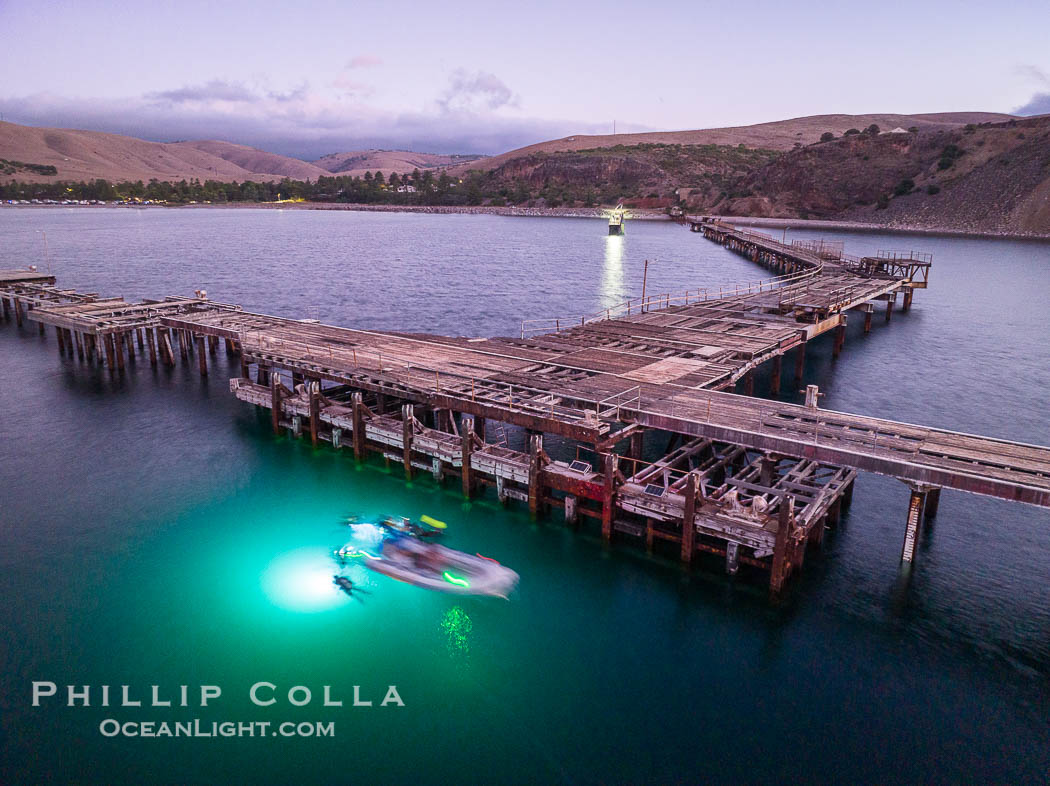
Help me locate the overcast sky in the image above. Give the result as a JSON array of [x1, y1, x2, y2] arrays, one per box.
[[1, 0, 1048, 159]]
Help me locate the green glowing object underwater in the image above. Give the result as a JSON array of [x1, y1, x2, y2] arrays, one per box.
[[443, 572, 469, 587]]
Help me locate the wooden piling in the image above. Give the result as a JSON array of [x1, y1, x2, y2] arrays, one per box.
[[136, 329, 144, 351], [402, 403, 414, 481], [924, 487, 941, 520], [770, 494, 794, 594], [886, 296, 895, 323], [309, 380, 320, 447], [102, 333, 115, 369], [351, 392, 366, 460], [528, 433, 544, 519], [794, 341, 806, 384], [903, 288, 914, 312], [725, 542, 740, 575], [901, 486, 927, 563], [74, 330, 84, 360], [145, 328, 157, 366], [461, 416, 475, 498], [13, 298, 23, 327], [159, 329, 175, 366], [270, 371, 282, 435], [628, 429, 644, 460], [196, 335, 207, 375], [770, 355, 782, 395], [832, 323, 846, 357], [601, 453, 617, 544], [56, 326, 66, 354], [681, 472, 697, 564], [565, 494, 579, 528], [208, 335, 218, 355]]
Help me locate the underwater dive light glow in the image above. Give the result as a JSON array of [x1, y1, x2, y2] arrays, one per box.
[[263, 546, 350, 612], [443, 572, 470, 588]]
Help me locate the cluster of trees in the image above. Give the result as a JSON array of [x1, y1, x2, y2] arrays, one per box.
[[1, 168, 527, 206], [0, 159, 58, 177]]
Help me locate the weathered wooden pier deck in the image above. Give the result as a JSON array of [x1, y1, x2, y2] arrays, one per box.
[[3, 220, 1048, 593]]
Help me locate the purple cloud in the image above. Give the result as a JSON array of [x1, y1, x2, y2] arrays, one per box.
[[439, 70, 518, 112]]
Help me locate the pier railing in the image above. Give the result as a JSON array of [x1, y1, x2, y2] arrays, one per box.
[[519, 264, 823, 338]]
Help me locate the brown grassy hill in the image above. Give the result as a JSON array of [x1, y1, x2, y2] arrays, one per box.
[[704, 116, 1050, 234], [450, 112, 1015, 176], [176, 140, 330, 180], [312, 150, 486, 177], [0, 121, 326, 183]]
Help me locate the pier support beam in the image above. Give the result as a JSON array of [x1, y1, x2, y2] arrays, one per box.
[[628, 429, 644, 460], [564, 494, 579, 529], [885, 295, 895, 323], [176, 330, 187, 362], [832, 322, 846, 358], [146, 328, 157, 366], [902, 288, 914, 312], [681, 472, 697, 565], [74, 331, 84, 360], [742, 371, 754, 396], [601, 453, 617, 544], [924, 487, 941, 521], [308, 380, 320, 447], [270, 372, 282, 435], [901, 485, 929, 563], [726, 541, 740, 575], [1, 298, 9, 321], [863, 305, 873, 333], [351, 392, 366, 461], [461, 416, 475, 499], [770, 494, 795, 595], [56, 326, 66, 354], [196, 335, 207, 376], [113, 334, 125, 371], [769, 355, 782, 396], [794, 341, 806, 385], [528, 433, 545, 519], [13, 298, 23, 327], [401, 404, 414, 481], [158, 329, 175, 367]]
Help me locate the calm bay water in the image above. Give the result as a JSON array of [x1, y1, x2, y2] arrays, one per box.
[[1, 208, 1048, 784]]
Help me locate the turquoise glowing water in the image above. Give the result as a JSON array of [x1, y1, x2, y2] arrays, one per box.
[[1, 208, 1048, 783]]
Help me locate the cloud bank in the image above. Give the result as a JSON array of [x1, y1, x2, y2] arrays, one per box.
[[1013, 65, 1050, 116], [0, 71, 619, 159]]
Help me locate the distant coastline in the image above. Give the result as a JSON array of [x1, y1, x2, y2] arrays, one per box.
[[5, 200, 1049, 241]]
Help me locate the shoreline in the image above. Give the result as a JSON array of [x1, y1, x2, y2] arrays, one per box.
[[5, 200, 1048, 240]]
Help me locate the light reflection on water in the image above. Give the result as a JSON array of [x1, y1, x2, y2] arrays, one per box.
[[599, 234, 627, 308]]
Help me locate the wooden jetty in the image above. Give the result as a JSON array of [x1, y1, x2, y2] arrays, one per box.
[[2, 221, 1048, 594]]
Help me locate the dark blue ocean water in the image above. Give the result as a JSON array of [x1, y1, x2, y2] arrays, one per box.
[[1, 208, 1048, 784]]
